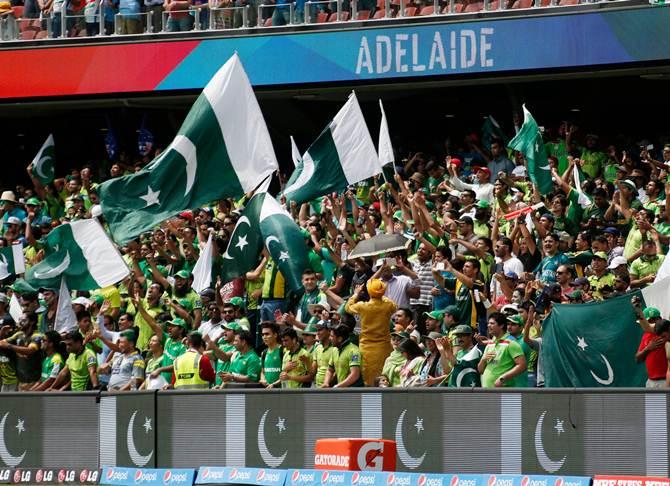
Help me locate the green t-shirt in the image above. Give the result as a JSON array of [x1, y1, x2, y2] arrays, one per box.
[[507, 334, 531, 388], [171, 289, 202, 318], [281, 346, 312, 388], [214, 341, 236, 385], [330, 340, 363, 386], [314, 343, 338, 387], [145, 353, 172, 383], [442, 277, 484, 328], [66, 348, 98, 391], [162, 333, 187, 368], [534, 252, 568, 283], [448, 346, 482, 387], [630, 255, 665, 282], [481, 334, 524, 388], [262, 346, 282, 385], [580, 149, 607, 179], [229, 349, 261, 382], [41, 353, 63, 382]]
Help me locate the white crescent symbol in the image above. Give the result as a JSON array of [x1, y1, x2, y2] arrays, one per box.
[[33, 251, 70, 280], [172, 135, 198, 197], [34, 155, 51, 180], [126, 411, 153, 467], [395, 409, 425, 469], [589, 353, 614, 386], [534, 411, 566, 473], [265, 236, 280, 250], [223, 216, 252, 260], [0, 412, 26, 467], [455, 368, 478, 387], [0, 254, 9, 280], [283, 152, 315, 197], [257, 410, 287, 467], [539, 165, 551, 171]]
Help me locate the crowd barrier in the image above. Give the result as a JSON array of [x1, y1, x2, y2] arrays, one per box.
[[0, 390, 668, 477]]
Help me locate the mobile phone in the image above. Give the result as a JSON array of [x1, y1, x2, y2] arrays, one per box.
[[647, 144, 655, 151], [435, 262, 445, 271], [385, 257, 396, 267]]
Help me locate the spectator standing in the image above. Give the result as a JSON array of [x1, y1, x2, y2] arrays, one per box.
[[218, 330, 260, 386], [259, 322, 282, 388], [279, 328, 312, 388], [102, 331, 145, 391], [478, 312, 526, 388], [51, 331, 99, 391], [172, 332, 214, 389], [324, 324, 362, 388], [0, 312, 44, 391]]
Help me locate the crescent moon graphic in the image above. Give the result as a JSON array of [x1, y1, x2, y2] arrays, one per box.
[[283, 152, 315, 196], [455, 368, 478, 387], [589, 354, 614, 386], [172, 135, 198, 197], [126, 411, 153, 467], [0, 412, 26, 467], [34, 155, 52, 180], [539, 165, 551, 171], [33, 251, 70, 280], [265, 236, 280, 250], [223, 216, 252, 260], [534, 411, 566, 473], [395, 409, 425, 469], [257, 410, 287, 467]]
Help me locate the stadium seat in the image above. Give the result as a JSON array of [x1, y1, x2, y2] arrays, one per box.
[[18, 19, 33, 32], [403, 6, 417, 15], [418, 5, 433, 14], [263, 17, 272, 26], [327, 11, 350, 20], [19, 29, 36, 39], [464, 1, 482, 10], [487, 0, 498, 8], [372, 8, 386, 17], [448, 2, 465, 12], [376, 0, 385, 9], [559, 0, 579, 5], [539, 0, 551, 6], [316, 11, 328, 22], [12, 5, 24, 17], [78, 28, 87, 36], [511, 0, 532, 7], [35, 30, 47, 38], [356, 9, 370, 19]]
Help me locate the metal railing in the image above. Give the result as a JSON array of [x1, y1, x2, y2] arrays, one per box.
[[161, 8, 196, 32], [209, 5, 249, 29], [304, 0, 336, 23], [257, 2, 295, 25]]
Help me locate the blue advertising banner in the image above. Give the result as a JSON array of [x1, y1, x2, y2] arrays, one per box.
[[196, 467, 286, 486], [100, 468, 195, 486]]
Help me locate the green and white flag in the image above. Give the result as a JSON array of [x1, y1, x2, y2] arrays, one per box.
[[542, 292, 648, 387], [481, 115, 508, 150], [223, 192, 309, 292], [54, 277, 77, 334], [290, 136, 302, 168], [25, 219, 129, 291], [378, 100, 395, 168], [282, 92, 381, 205], [0, 244, 26, 280], [508, 105, 553, 195], [191, 233, 214, 294], [29, 134, 56, 186], [99, 53, 279, 244]]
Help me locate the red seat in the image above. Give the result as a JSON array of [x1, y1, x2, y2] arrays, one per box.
[[453, 3, 464, 11], [31, 19, 41, 28], [19, 29, 36, 39], [511, 0, 532, 7], [316, 11, 328, 21], [403, 6, 417, 15], [539, 0, 551, 5], [464, 1, 482, 11], [12, 5, 24, 17], [356, 9, 370, 18], [18, 19, 33, 31], [372, 7, 385, 17], [376, 0, 385, 8], [327, 11, 350, 20], [488, 0, 498, 8], [35, 30, 48, 38], [559, 0, 579, 5], [418, 5, 433, 14], [263, 17, 272, 26]]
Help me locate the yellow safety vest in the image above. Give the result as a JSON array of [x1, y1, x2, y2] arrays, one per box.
[[173, 350, 209, 389]]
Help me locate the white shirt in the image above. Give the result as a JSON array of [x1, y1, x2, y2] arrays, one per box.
[[450, 176, 494, 204]]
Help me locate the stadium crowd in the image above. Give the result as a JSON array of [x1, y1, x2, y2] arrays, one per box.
[[0, 118, 669, 392]]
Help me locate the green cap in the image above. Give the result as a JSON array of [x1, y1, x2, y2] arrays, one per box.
[[507, 314, 525, 326], [91, 295, 105, 306], [223, 321, 241, 331], [393, 210, 404, 221], [644, 307, 661, 320], [391, 330, 411, 339], [424, 310, 445, 321], [476, 200, 490, 209], [567, 289, 583, 300], [167, 318, 189, 331], [302, 323, 318, 335], [452, 324, 473, 335], [120, 329, 137, 344], [226, 296, 245, 308], [443, 305, 459, 317], [593, 251, 608, 260], [26, 197, 41, 206], [174, 270, 191, 279]]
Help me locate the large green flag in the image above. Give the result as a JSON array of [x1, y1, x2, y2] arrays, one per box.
[[282, 92, 381, 205], [29, 134, 55, 186], [0, 244, 26, 280], [481, 115, 508, 150], [99, 53, 278, 244], [542, 292, 647, 387], [24, 219, 129, 291], [222, 192, 309, 292], [508, 105, 553, 195]]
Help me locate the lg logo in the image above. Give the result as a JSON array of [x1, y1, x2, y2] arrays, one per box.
[[356, 442, 384, 471]]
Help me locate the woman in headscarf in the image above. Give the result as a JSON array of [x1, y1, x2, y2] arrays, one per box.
[[345, 278, 397, 386]]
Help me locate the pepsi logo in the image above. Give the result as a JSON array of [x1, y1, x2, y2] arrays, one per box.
[[13, 471, 21, 484], [135, 470, 143, 482], [202, 469, 210, 480], [450, 476, 459, 486], [291, 471, 300, 483], [257, 470, 266, 482], [106, 470, 115, 481], [36, 470, 43, 483], [163, 471, 172, 483], [387, 474, 395, 486], [229, 469, 238, 480], [80, 470, 89, 483], [418, 475, 427, 486], [352, 472, 360, 485], [522, 477, 529, 486], [555, 479, 564, 486], [321, 471, 330, 484], [488, 476, 497, 486]]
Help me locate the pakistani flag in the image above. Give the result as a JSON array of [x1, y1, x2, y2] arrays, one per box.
[[54, 277, 77, 333], [29, 134, 56, 185], [223, 192, 309, 292], [542, 292, 647, 387], [508, 105, 553, 195], [99, 53, 279, 244], [481, 115, 508, 150], [25, 219, 129, 291], [0, 244, 26, 280], [282, 92, 381, 205], [191, 233, 214, 293], [290, 136, 302, 168]]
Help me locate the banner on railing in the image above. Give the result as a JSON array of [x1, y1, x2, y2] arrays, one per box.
[[100, 468, 195, 486], [196, 467, 286, 486], [593, 477, 670, 486], [1, 468, 100, 484]]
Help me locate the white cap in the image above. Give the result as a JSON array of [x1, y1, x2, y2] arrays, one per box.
[[72, 296, 92, 307], [6, 216, 21, 225], [608, 256, 628, 270]]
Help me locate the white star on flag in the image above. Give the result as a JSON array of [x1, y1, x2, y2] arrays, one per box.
[[414, 417, 424, 433], [554, 418, 564, 435], [279, 251, 289, 262], [275, 417, 286, 433], [143, 417, 152, 433], [140, 187, 161, 207], [576, 336, 588, 351], [235, 235, 249, 251], [16, 419, 25, 434]]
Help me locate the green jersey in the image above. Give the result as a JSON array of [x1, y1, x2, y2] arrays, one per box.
[[382, 349, 405, 387], [281, 346, 312, 388], [171, 289, 202, 318], [40, 353, 63, 382], [481, 334, 524, 388], [162, 333, 187, 368], [314, 343, 338, 387], [330, 340, 363, 387], [66, 348, 98, 391], [229, 349, 261, 382], [145, 353, 172, 383], [448, 346, 482, 387], [261, 346, 282, 385], [214, 341, 236, 385]]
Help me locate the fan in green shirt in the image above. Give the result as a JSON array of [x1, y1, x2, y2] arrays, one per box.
[[51, 332, 98, 391], [478, 313, 526, 388], [325, 325, 363, 388], [279, 328, 313, 388], [259, 322, 283, 388], [217, 330, 261, 386]]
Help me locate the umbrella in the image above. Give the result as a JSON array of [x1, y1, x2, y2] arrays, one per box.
[[347, 233, 411, 259]]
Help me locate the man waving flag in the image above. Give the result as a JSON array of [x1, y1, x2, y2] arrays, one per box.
[[99, 53, 278, 244], [508, 105, 553, 195]]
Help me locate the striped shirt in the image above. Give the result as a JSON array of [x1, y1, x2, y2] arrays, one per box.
[[410, 259, 433, 307]]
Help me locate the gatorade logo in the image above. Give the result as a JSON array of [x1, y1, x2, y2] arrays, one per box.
[[450, 476, 459, 486], [163, 471, 172, 483], [230, 469, 238, 480], [522, 477, 530, 486], [356, 442, 384, 471], [257, 470, 266, 482], [352, 473, 360, 485], [321, 472, 330, 484], [418, 476, 427, 486], [291, 471, 300, 483]]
